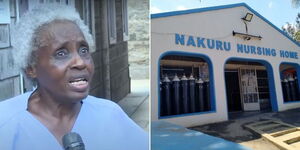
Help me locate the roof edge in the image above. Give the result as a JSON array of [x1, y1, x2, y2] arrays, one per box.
[[151, 3, 300, 48]]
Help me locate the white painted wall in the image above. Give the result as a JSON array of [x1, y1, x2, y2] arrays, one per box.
[[151, 5, 300, 127]]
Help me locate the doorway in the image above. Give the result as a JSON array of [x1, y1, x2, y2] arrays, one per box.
[[225, 60, 272, 115], [225, 70, 242, 112]]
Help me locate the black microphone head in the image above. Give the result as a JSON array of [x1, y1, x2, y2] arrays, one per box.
[[62, 132, 85, 150]]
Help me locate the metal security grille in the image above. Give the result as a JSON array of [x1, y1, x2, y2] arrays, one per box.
[[238, 67, 260, 111]]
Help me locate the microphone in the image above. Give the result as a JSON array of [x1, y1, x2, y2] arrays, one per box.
[[62, 132, 85, 150]]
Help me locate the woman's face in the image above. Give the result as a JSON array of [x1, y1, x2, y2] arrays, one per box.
[[32, 20, 94, 102]]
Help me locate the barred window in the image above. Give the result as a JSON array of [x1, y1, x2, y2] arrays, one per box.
[[280, 63, 300, 102], [159, 53, 214, 117]]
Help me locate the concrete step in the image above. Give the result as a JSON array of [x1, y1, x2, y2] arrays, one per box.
[[245, 120, 300, 150], [257, 123, 281, 131], [251, 120, 275, 127], [290, 141, 300, 149], [271, 128, 298, 137], [276, 131, 300, 142]]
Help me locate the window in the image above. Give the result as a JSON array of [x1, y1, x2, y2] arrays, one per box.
[[75, 0, 95, 39], [21, 0, 75, 17], [122, 0, 128, 41], [159, 54, 213, 117], [280, 63, 300, 102], [107, 0, 117, 44], [0, 0, 10, 48], [0, 24, 10, 48]]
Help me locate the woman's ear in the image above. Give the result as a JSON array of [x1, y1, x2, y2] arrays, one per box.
[[25, 66, 37, 79]]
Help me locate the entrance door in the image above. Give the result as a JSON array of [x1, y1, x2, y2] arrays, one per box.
[[238, 67, 260, 111], [225, 71, 242, 112]]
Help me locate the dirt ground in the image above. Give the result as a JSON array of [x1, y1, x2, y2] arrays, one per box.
[[190, 108, 300, 150]]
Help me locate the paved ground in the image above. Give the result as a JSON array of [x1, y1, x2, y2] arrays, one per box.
[[118, 79, 149, 132], [190, 108, 300, 150], [152, 120, 250, 150], [116, 78, 300, 149]]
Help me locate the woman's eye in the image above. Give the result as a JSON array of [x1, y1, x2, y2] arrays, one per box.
[[55, 49, 68, 58], [79, 46, 89, 55]]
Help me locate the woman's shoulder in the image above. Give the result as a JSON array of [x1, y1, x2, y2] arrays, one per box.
[[83, 95, 123, 112], [80, 95, 149, 149], [82, 95, 131, 124], [0, 92, 29, 112], [0, 92, 29, 127]]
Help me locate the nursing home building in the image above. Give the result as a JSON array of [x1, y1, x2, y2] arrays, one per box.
[[151, 3, 300, 127]]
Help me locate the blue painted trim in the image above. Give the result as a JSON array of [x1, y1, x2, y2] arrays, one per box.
[[279, 62, 300, 103], [151, 3, 245, 19], [223, 57, 279, 112], [157, 51, 217, 119], [151, 3, 300, 48]]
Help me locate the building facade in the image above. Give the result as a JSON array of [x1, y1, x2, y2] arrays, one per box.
[[151, 3, 300, 127], [0, 0, 130, 102]]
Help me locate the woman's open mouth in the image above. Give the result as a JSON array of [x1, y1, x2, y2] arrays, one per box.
[[68, 77, 89, 92]]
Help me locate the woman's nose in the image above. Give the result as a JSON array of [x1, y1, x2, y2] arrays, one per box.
[[71, 53, 86, 70]]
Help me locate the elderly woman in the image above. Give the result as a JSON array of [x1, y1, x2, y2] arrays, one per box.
[[0, 4, 148, 150]]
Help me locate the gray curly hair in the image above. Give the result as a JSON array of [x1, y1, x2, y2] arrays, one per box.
[[12, 4, 95, 72]]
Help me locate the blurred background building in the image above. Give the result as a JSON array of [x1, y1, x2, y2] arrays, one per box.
[[128, 0, 149, 79]]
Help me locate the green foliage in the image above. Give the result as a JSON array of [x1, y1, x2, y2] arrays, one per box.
[[282, 22, 296, 37], [294, 31, 300, 41], [282, 13, 300, 42]]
